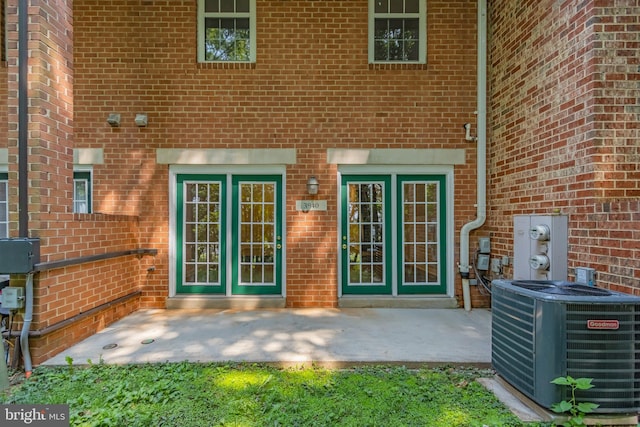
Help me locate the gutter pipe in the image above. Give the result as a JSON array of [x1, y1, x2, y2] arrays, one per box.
[[459, 0, 487, 311], [17, 0, 33, 376], [18, 0, 28, 237]]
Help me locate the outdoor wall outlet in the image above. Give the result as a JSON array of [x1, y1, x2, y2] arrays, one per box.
[[491, 258, 502, 274]]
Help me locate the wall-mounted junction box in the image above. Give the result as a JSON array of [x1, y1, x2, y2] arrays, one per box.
[[0, 238, 40, 274], [478, 237, 491, 254], [0, 286, 24, 309], [575, 267, 596, 286]]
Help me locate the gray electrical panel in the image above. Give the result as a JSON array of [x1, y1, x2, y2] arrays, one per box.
[[0, 238, 41, 273]]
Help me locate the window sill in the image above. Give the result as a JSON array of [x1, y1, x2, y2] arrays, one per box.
[[197, 62, 256, 70], [368, 63, 428, 71]]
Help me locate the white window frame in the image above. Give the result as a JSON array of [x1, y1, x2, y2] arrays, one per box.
[[197, 0, 257, 63], [73, 167, 92, 214], [0, 166, 8, 239], [368, 0, 427, 64]]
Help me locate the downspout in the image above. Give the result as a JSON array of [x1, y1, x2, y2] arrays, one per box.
[[18, 0, 28, 237], [459, 0, 487, 311], [18, 0, 34, 377]]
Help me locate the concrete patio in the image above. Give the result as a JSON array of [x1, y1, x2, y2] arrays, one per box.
[[43, 308, 492, 367]]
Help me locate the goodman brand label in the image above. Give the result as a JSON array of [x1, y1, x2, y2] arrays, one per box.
[[587, 319, 620, 330], [1, 404, 69, 426]]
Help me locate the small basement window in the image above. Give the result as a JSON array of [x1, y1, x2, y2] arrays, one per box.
[[73, 170, 92, 214]]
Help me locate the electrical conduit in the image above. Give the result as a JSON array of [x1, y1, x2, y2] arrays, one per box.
[[20, 273, 34, 378], [459, 0, 487, 311]]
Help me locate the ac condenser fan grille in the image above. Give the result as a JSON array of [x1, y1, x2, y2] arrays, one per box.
[[565, 304, 640, 412]]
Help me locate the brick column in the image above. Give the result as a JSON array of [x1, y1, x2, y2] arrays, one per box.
[[6, 0, 74, 249]]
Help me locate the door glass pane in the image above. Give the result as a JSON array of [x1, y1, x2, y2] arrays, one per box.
[[238, 182, 277, 285], [183, 182, 222, 286], [402, 181, 440, 285], [347, 182, 385, 285]]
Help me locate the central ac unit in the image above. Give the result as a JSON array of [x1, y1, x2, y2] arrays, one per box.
[[491, 279, 640, 414]]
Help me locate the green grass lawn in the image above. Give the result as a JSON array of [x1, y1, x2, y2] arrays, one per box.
[[1, 362, 550, 427]]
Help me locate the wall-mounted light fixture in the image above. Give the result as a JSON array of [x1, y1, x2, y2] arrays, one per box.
[[135, 113, 148, 127], [307, 176, 319, 195], [107, 113, 121, 127]]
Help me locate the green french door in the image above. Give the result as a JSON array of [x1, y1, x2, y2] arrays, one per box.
[[176, 175, 227, 294], [176, 174, 283, 295], [341, 174, 447, 295], [341, 176, 393, 295], [231, 175, 283, 295], [397, 175, 447, 294]]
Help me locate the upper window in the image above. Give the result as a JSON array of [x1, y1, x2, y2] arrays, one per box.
[[369, 0, 427, 63], [0, 173, 7, 238], [73, 170, 92, 214], [198, 0, 256, 63]]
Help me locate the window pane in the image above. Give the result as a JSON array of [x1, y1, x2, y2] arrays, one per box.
[[405, 0, 419, 13], [205, 0, 219, 13], [375, 0, 388, 13], [220, 0, 234, 13], [206, 18, 252, 62], [236, 0, 249, 12], [0, 224, 6, 239], [390, 0, 403, 13]]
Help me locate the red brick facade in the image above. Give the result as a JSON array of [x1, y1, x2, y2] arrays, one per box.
[[0, 0, 637, 365], [488, 0, 640, 296]]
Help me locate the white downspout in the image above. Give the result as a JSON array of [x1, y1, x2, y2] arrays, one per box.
[[460, 0, 487, 311]]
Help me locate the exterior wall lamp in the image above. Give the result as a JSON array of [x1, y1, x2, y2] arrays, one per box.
[[106, 113, 121, 127], [306, 176, 319, 195]]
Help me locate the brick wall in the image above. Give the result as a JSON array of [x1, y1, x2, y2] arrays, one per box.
[[488, 0, 639, 294], [73, 0, 480, 307], [1, 0, 155, 365]]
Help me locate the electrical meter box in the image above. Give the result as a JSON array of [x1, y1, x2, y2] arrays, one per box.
[[0, 238, 41, 273], [513, 215, 567, 281]]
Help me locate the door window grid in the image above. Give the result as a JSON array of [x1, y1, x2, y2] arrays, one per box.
[[199, 0, 255, 62], [0, 173, 7, 238], [239, 182, 276, 285], [348, 182, 385, 285], [183, 182, 222, 285], [402, 181, 440, 285]]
